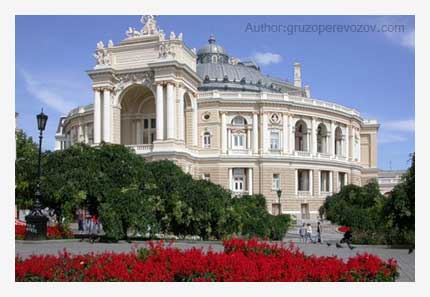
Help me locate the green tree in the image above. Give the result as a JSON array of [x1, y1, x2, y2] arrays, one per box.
[[41, 143, 147, 232], [15, 130, 39, 209], [382, 153, 415, 244], [321, 181, 385, 231]]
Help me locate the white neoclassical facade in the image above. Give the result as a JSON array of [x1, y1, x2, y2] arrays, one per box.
[[55, 16, 379, 220]]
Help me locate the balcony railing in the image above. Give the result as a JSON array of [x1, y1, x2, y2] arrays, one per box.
[[317, 152, 331, 159], [126, 144, 153, 154], [294, 150, 311, 157]]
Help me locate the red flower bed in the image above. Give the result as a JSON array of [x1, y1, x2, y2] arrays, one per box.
[[15, 223, 72, 240], [338, 226, 351, 233], [15, 239, 398, 282]]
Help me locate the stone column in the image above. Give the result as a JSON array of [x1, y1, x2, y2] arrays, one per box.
[[78, 124, 83, 143], [221, 112, 227, 153], [246, 129, 251, 150], [311, 118, 317, 155], [228, 168, 233, 190], [177, 87, 185, 141], [156, 83, 164, 140], [309, 170, 313, 195], [252, 112, 258, 154], [93, 88, 101, 144], [330, 121, 336, 157], [227, 128, 231, 150], [248, 168, 253, 195], [192, 98, 198, 146], [84, 124, 89, 144], [329, 171, 333, 193], [289, 115, 294, 154], [166, 83, 175, 140], [103, 88, 111, 142], [136, 120, 142, 144], [357, 136, 361, 162], [262, 112, 268, 153], [345, 126, 349, 158], [131, 120, 136, 144], [282, 113, 288, 154], [295, 169, 298, 195], [147, 118, 152, 144]]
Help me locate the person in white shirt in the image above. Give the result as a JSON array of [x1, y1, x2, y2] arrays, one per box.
[[305, 223, 314, 243]]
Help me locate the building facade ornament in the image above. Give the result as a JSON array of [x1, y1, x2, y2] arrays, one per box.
[[159, 41, 175, 59], [111, 71, 155, 97], [93, 41, 111, 68]]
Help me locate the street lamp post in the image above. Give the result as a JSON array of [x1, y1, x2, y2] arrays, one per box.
[[25, 109, 49, 240], [276, 189, 282, 216]]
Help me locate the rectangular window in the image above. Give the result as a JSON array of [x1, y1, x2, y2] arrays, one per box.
[[151, 119, 156, 129], [272, 174, 281, 190], [270, 131, 280, 150], [298, 169, 310, 192], [339, 172, 346, 188], [151, 132, 155, 143], [233, 168, 245, 192], [320, 171, 330, 193], [203, 133, 211, 148], [233, 134, 245, 149], [144, 119, 149, 129]]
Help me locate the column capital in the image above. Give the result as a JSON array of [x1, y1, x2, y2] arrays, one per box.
[[93, 86, 114, 92]]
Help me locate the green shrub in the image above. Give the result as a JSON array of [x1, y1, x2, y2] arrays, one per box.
[[232, 194, 292, 240], [269, 215, 293, 240]]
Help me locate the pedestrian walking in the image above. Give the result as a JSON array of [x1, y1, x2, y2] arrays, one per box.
[[89, 215, 99, 243], [77, 209, 84, 234], [317, 221, 322, 244], [305, 223, 314, 243], [299, 223, 306, 242]]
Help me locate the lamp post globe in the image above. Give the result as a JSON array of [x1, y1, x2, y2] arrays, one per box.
[[25, 109, 49, 240]]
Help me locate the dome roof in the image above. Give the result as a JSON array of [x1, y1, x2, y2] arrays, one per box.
[[197, 35, 228, 57], [195, 35, 305, 95]]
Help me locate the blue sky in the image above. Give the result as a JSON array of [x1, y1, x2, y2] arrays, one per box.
[[15, 15, 414, 169]]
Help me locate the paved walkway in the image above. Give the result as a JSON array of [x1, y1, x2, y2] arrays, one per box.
[[15, 239, 414, 282]]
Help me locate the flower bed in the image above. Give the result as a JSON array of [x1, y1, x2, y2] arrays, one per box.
[[15, 224, 73, 240], [15, 239, 398, 282]]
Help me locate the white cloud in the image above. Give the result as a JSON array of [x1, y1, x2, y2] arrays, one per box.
[[252, 52, 282, 66], [20, 70, 76, 114], [384, 28, 415, 50], [379, 133, 408, 144], [373, 16, 414, 50], [382, 119, 415, 132]]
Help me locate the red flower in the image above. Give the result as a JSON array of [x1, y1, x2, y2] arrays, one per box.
[[15, 239, 398, 282]]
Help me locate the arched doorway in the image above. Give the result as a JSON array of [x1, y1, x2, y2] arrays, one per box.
[[317, 123, 328, 153], [334, 127, 343, 156], [294, 120, 308, 151], [119, 85, 156, 145]]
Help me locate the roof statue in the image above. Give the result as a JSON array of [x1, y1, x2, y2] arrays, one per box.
[[125, 15, 159, 38], [141, 15, 158, 35]]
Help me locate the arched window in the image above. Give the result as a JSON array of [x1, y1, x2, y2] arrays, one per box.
[[231, 116, 247, 150], [211, 55, 218, 63], [335, 127, 343, 156], [317, 123, 328, 153], [231, 116, 247, 126], [203, 132, 211, 148], [294, 120, 308, 151]]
